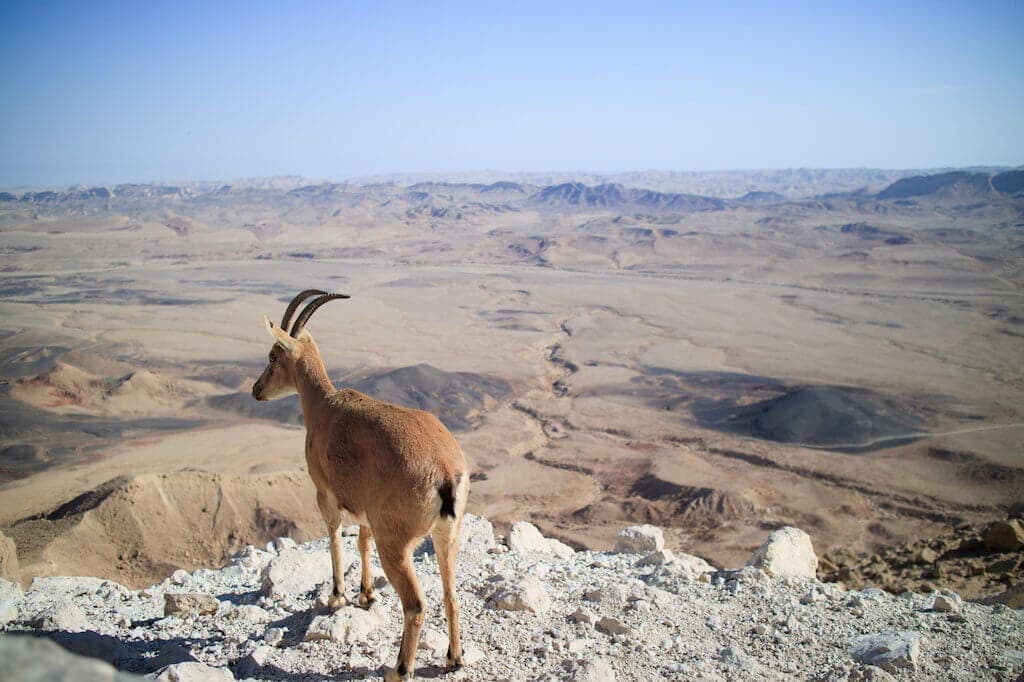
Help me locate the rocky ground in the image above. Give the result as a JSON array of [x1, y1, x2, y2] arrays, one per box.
[[1, 516, 1022, 681], [821, 518, 1024, 599]]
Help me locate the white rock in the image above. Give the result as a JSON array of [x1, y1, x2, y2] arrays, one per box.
[[547, 538, 576, 559], [851, 632, 922, 673], [718, 645, 759, 670], [460, 514, 496, 554], [304, 607, 384, 644], [568, 638, 591, 654], [272, 537, 298, 552], [155, 661, 236, 681], [931, 591, 962, 613], [489, 575, 551, 613], [226, 604, 271, 622], [615, 525, 665, 553], [261, 547, 337, 599], [747, 527, 818, 578], [461, 643, 486, 665], [170, 569, 190, 585], [0, 635, 139, 681], [264, 627, 287, 647], [0, 578, 23, 625], [234, 644, 274, 678], [571, 657, 616, 681], [420, 627, 448, 652], [31, 599, 91, 632], [508, 521, 550, 553]]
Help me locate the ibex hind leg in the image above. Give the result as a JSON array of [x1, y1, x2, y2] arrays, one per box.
[[431, 517, 463, 668], [316, 490, 347, 609], [357, 524, 377, 608], [379, 539, 425, 682]]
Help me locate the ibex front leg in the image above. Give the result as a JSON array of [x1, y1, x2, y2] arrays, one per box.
[[317, 490, 347, 609]]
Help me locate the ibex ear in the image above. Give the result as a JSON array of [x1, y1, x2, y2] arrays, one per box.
[[264, 315, 299, 357]]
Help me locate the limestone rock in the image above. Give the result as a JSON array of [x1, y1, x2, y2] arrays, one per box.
[[508, 521, 550, 553], [507, 521, 575, 558], [615, 525, 665, 553], [930, 590, 962, 613], [747, 526, 818, 578], [419, 627, 448, 652], [851, 631, 922, 673], [164, 592, 220, 617], [264, 627, 286, 647], [234, 644, 274, 678], [488, 575, 551, 613], [261, 547, 335, 599], [547, 538, 576, 559], [225, 604, 270, 622], [304, 606, 385, 644], [0, 578, 23, 625], [984, 519, 1024, 551], [460, 514, 497, 554], [31, 599, 91, 631], [154, 661, 235, 681], [0, 635, 142, 681], [461, 643, 486, 666], [570, 657, 616, 681], [0, 531, 19, 583]]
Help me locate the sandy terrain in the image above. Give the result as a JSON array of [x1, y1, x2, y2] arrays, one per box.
[[1, 170, 1021, 588]]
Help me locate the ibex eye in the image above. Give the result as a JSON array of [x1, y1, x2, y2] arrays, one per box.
[[269, 354, 276, 363]]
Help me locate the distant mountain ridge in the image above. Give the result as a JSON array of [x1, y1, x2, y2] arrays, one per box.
[[2, 168, 1022, 212], [875, 169, 1024, 201]]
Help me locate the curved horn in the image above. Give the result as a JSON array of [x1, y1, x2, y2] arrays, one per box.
[[280, 289, 327, 331], [290, 292, 350, 337]]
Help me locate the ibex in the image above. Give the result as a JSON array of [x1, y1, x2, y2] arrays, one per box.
[[252, 290, 469, 681]]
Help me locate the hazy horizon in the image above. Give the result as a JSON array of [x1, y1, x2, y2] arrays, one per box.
[[2, 1, 1023, 186]]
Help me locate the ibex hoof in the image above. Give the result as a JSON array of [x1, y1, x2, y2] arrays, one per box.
[[384, 666, 410, 681], [358, 589, 376, 609], [446, 647, 463, 670], [327, 593, 347, 610]]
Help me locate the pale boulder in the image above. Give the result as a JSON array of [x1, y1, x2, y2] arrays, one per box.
[[747, 526, 818, 578], [261, 547, 336, 599], [488, 575, 551, 613], [615, 525, 665, 553]]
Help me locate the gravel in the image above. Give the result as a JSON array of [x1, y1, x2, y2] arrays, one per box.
[[1, 514, 1022, 680]]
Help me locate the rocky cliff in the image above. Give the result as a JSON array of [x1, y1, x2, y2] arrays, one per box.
[[0, 516, 1021, 681]]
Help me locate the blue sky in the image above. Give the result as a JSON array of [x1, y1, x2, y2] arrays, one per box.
[[1, 1, 1022, 186]]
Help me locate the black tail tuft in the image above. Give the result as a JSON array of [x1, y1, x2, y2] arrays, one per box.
[[438, 480, 457, 519]]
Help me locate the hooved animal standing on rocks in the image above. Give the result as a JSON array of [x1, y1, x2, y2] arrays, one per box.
[[252, 289, 469, 681]]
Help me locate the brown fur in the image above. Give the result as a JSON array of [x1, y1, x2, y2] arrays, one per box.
[[253, 314, 468, 680]]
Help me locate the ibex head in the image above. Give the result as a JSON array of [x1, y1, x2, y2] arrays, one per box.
[[252, 289, 349, 401]]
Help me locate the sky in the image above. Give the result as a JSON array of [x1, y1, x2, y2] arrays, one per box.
[[1, 1, 1022, 186]]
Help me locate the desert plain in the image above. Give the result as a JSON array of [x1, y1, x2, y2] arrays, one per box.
[[0, 169, 1022, 592]]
